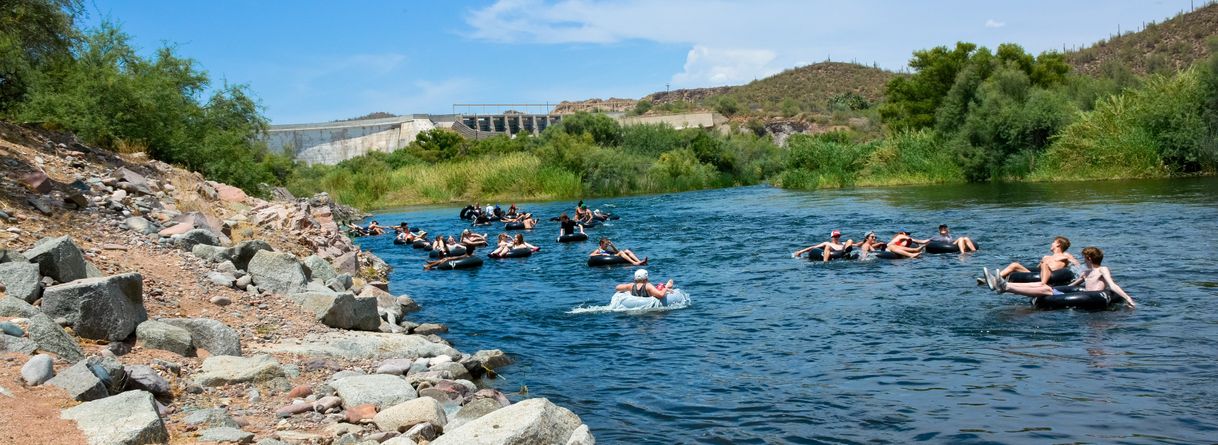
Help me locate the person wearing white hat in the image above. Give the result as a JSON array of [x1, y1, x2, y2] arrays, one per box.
[[614, 269, 674, 299], [792, 229, 856, 262]]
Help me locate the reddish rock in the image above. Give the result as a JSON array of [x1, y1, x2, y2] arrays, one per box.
[[211, 182, 248, 203], [275, 402, 313, 418], [287, 385, 312, 398], [344, 404, 377, 423], [158, 222, 194, 237], [22, 171, 52, 194]]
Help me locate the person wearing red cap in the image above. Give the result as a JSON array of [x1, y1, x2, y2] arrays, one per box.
[[792, 229, 855, 262]]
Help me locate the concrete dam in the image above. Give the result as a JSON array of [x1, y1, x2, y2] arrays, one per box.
[[266, 109, 724, 165]]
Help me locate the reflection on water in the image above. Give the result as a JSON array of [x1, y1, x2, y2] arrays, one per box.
[[362, 177, 1218, 444]]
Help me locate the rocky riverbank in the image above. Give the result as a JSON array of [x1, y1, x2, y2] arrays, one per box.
[[0, 121, 595, 444]]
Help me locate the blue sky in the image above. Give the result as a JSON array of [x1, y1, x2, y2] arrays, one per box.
[[84, 0, 1199, 124]]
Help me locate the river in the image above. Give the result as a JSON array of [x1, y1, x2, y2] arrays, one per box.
[[359, 178, 1218, 444]]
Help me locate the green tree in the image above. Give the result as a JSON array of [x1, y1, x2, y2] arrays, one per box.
[[0, 0, 81, 111], [406, 128, 465, 162], [546, 111, 622, 146], [880, 42, 979, 130], [630, 99, 652, 116]]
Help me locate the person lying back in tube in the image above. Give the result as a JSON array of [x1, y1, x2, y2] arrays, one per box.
[[986, 246, 1135, 308], [792, 229, 855, 262], [366, 220, 385, 236], [490, 233, 513, 257], [424, 245, 476, 271], [992, 236, 1078, 285], [431, 235, 461, 255], [461, 229, 488, 246], [575, 203, 594, 225], [916, 224, 977, 252], [591, 238, 648, 265], [885, 229, 923, 258], [615, 269, 674, 299]]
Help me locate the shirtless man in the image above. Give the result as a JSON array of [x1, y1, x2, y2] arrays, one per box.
[[991, 236, 1078, 285], [987, 246, 1135, 308], [792, 230, 855, 262], [919, 224, 977, 252]]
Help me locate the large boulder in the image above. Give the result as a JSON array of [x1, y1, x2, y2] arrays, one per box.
[[191, 244, 231, 263], [136, 320, 195, 356], [446, 398, 505, 432], [295, 292, 380, 331], [0, 296, 84, 361], [330, 374, 418, 409], [247, 250, 310, 295], [123, 365, 171, 397], [227, 240, 273, 271], [41, 273, 147, 341], [256, 332, 459, 361], [333, 251, 359, 275], [431, 398, 587, 445], [47, 360, 108, 401], [0, 261, 42, 302], [23, 236, 88, 283], [303, 255, 338, 283], [158, 318, 240, 356], [61, 390, 168, 445], [194, 354, 285, 387], [374, 397, 447, 434], [174, 228, 222, 251]]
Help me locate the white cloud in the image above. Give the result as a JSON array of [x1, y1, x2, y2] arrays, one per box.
[[671, 46, 778, 87], [985, 19, 1006, 28]]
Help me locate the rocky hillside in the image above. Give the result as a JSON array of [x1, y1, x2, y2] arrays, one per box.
[[1066, 2, 1218, 76], [0, 121, 594, 444], [551, 98, 636, 114], [642, 62, 895, 115]]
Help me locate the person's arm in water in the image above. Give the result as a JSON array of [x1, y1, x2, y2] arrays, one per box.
[[793, 242, 829, 257], [1099, 266, 1135, 308]]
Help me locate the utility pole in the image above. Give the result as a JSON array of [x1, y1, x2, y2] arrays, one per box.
[[666, 83, 670, 93]]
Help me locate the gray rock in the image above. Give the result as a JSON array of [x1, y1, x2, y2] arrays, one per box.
[[428, 362, 472, 381], [194, 354, 285, 387], [334, 251, 359, 275], [256, 332, 459, 361], [413, 323, 447, 336], [136, 320, 196, 356], [23, 236, 88, 283], [113, 167, 153, 195], [0, 334, 37, 354], [87, 355, 127, 393], [216, 261, 239, 275], [192, 244, 232, 263], [235, 275, 253, 289], [61, 390, 168, 445], [402, 423, 437, 442], [447, 398, 504, 432], [330, 374, 418, 409], [273, 431, 325, 444], [0, 248, 29, 263], [247, 250, 311, 295], [21, 354, 55, 385], [375, 358, 414, 376], [183, 408, 239, 429], [207, 271, 237, 287], [47, 360, 108, 401], [124, 365, 170, 396], [228, 240, 274, 271], [466, 349, 512, 373], [175, 228, 222, 251], [0, 261, 43, 303], [123, 216, 158, 235], [41, 273, 147, 341], [159, 317, 241, 356], [255, 440, 291, 445], [0, 296, 84, 361], [295, 292, 380, 331], [565, 424, 595, 445], [84, 261, 103, 278], [303, 255, 338, 283], [432, 398, 587, 445], [382, 437, 418, 445], [199, 426, 254, 444], [373, 397, 447, 434], [326, 274, 353, 292]]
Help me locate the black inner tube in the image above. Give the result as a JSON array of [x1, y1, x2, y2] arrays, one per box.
[[587, 254, 630, 266], [558, 233, 589, 243], [428, 245, 467, 258], [504, 221, 526, 230], [808, 246, 856, 261], [490, 247, 534, 259], [1031, 285, 1115, 310], [434, 256, 484, 270], [1008, 267, 1075, 286]]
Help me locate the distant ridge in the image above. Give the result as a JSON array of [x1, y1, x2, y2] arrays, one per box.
[[1065, 2, 1218, 76]]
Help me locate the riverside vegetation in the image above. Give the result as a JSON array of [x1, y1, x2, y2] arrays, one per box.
[[3, 1, 1217, 211]]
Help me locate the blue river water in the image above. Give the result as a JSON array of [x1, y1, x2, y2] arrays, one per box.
[[358, 178, 1218, 444]]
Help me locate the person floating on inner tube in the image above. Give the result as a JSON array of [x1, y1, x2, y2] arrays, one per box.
[[792, 229, 856, 262], [919, 224, 978, 252], [365, 220, 385, 236], [575, 203, 594, 225], [855, 231, 886, 259], [505, 204, 519, 219], [461, 229, 489, 246], [489, 233, 513, 256], [990, 236, 1079, 285], [394, 223, 412, 243], [591, 238, 647, 265], [559, 213, 584, 238], [614, 269, 674, 300], [884, 229, 924, 258], [431, 234, 461, 255], [985, 246, 1135, 308], [424, 245, 476, 270], [512, 234, 538, 251]]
